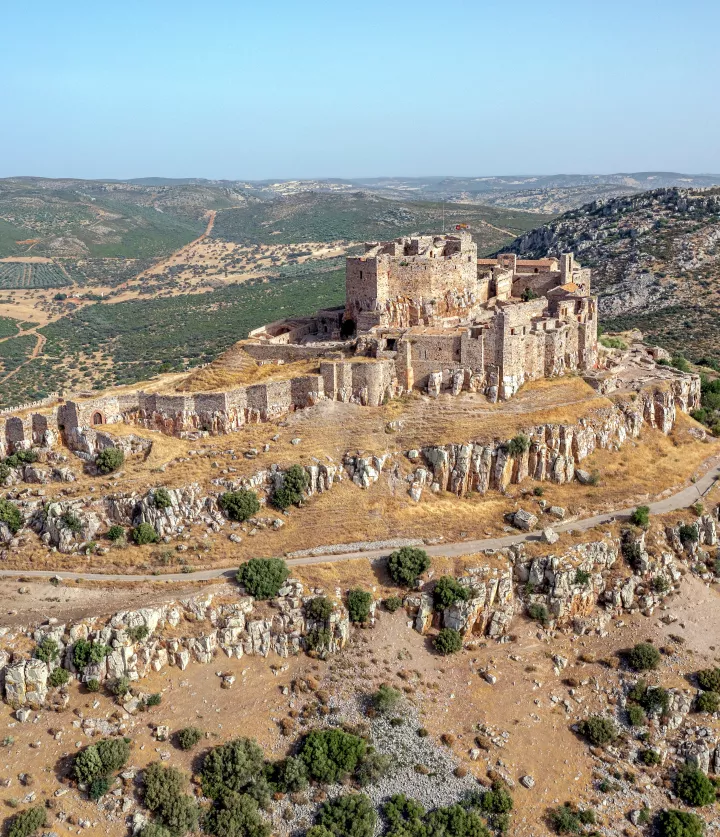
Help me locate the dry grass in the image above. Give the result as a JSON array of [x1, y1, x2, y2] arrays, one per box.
[[177, 347, 319, 392]]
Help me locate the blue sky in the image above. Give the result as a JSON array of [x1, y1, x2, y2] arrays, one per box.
[[1, 0, 718, 179]]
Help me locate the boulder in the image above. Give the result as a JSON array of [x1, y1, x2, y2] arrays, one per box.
[[513, 509, 538, 531]]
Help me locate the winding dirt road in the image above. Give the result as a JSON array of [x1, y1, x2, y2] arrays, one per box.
[[2, 459, 718, 584]]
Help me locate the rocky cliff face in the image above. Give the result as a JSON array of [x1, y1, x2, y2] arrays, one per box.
[[413, 383, 698, 500]]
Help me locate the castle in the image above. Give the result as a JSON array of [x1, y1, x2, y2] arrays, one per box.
[[0, 234, 600, 448]]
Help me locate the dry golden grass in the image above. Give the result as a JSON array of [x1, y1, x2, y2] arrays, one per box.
[[177, 347, 319, 392]]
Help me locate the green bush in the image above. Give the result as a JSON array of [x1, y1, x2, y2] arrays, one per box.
[[305, 627, 332, 653], [219, 489, 260, 522], [0, 463, 10, 482], [96, 447, 124, 474], [384, 596, 403, 613], [145, 693, 162, 707], [34, 637, 60, 664], [696, 667, 720, 692], [638, 749, 661, 766], [347, 588, 372, 623], [127, 625, 150, 642], [201, 737, 265, 800], [107, 524, 125, 542], [627, 705, 646, 727], [0, 498, 23, 534], [432, 576, 470, 610], [548, 804, 587, 834], [626, 643, 661, 671], [305, 596, 333, 621], [153, 488, 172, 509], [675, 765, 716, 807], [236, 558, 289, 599], [139, 826, 172, 837], [629, 680, 670, 715], [480, 781, 514, 815], [578, 716, 616, 747], [73, 639, 111, 669], [299, 728, 366, 783], [356, 751, 393, 787], [176, 727, 203, 751], [527, 603, 549, 625], [204, 791, 270, 837], [86, 678, 100, 692], [61, 511, 82, 534], [7, 806, 46, 837], [696, 691, 720, 713], [312, 793, 376, 837], [89, 776, 110, 800], [271, 464, 308, 510], [74, 737, 131, 784], [630, 505, 650, 527], [372, 684, 402, 713], [49, 667, 70, 688], [132, 522, 159, 545], [655, 809, 705, 837], [434, 628, 463, 655], [506, 434, 530, 457], [272, 755, 308, 793], [574, 570, 591, 586], [111, 676, 131, 697], [679, 524, 699, 544], [142, 764, 200, 836], [387, 547, 430, 587]]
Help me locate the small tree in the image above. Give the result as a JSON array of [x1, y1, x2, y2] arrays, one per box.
[[432, 576, 469, 610], [434, 628, 463, 655], [107, 524, 125, 543], [696, 667, 720, 692], [655, 809, 705, 837], [204, 791, 270, 837], [132, 523, 159, 545], [236, 558, 289, 598], [347, 588, 372, 623], [578, 716, 616, 746], [7, 807, 46, 837], [299, 729, 366, 783], [626, 643, 661, 671], [219, 489, 260, 522], [34, 637, 60, 664], [95, 447, 124, 474], [372, 684, 402, 713], [527, 603, 549, 625], [675, 765, 716, 807], [271, 465, 308, 510], [506, 434, 530, 457], [201, 737, 265, 800], [384, 596, 403, 613], [0, 498, 23, 534], [273, 755, 308, 793], [73, 639, 111, 669], [630, 505, 650, 527], [679, 524, 699, 544], [305, 596, 333, 621], [153, 488, 172, 510], [312, 794, 376, 837], [49, 667, 70, 688], [387, 547, 430, 587], [176, 727, 203, 751]]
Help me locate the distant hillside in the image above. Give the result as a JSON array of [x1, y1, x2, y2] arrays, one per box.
[[210, 192, 550, 255], [501, 187, 720, 360]]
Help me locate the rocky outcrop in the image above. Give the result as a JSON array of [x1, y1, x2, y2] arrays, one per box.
[[0, 583, 351, 707], [66, 427, 152, 461], [105, 484, 216, 538], [415, 385, 692, 499], [32, 501, 102, 553]]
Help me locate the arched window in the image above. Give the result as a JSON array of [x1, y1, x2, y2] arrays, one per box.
[[91, 411, 104, 426]]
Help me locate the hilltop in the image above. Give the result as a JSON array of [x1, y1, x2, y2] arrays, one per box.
[[501, 187, 720, 361]]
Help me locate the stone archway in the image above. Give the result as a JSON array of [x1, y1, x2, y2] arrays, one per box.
[[91, 411, 105, 426]]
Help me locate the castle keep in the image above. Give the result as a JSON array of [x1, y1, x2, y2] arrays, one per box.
[[0, 234, 602, 445]]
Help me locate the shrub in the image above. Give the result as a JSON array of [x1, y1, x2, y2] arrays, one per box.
[[299, 728, 366, 783], [655, 809, 705, 837], [629, 680, 670, 715], [480, 781, 514, 815], [627, 705, 646, 727], [347, 588, 372, 623], [144, 763, 185, 810], [127, 625, 150, 642], [527, 603, 549, 625], [176, 726, 203, 751], [387, 547, 430, 587], [696, 667, 720, 692], [306, 596, 334, 621], [34, 637, 59, 664], [7, 807, 46, 837], [638, 749, 661, 766], [139, 827, 172, 837], [424, 804, 489, 837], [107, 524, 125, 542], [372, 684, 402, 713], [384, 596, 403, 613], [153, 488, 172, 509], [111, 676, 131, 697], [356, 751, 392, 787], [89, 776, 110, 800], [236, 558, 289, 599], [506, 434, 530, 457], [155, 791, 199, 836], [578, 716, 616, 747], [132, 522, 159, 545], [432, 576, 469, 610], [271, 464, 308, 510], [219, 489, 260, 522], [204, 791, 270, 837], [86, 678, 100, 693], [95, 447, 124, 474], [145, 693, 162, 707], [548, 804, 584, 834], [273, 755, 308, 793], [653, 576, 670, 593], [626, 643, 661, 671], [312, 793, 376, 837], [630, 505, 650, 527], [434, 628, 463, 655], [696, 691, 720, 713], [201, 737, 265, 800], [306, 627, 332, 653], [73, 639, 111, 669], [74, 737, 131, 784], [675, 765, 716, 807], [0, 499, 23, 534], [61, 511, 82, 534], [0, 463, 10, 482], [573, 570, 591, 586], [49, 667, 70, 688], [679, 524, 699, 544]]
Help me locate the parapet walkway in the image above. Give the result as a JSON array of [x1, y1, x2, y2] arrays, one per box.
[[1, 457, 718, 583]]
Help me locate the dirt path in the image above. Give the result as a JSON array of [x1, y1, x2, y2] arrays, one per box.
[[2, 457, 717, 583], [0, 326, 46, 384]]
